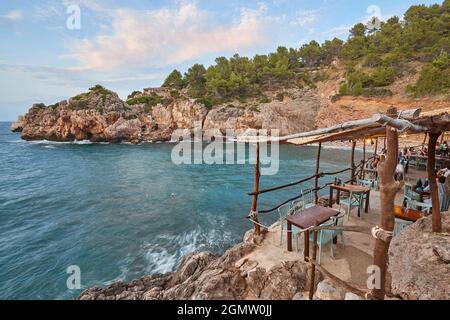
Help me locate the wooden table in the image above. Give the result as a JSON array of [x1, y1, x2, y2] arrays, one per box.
[[286, 205, 339, 260], [328, 184, 371, 215]]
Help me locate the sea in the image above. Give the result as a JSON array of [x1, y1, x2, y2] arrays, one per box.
[[0, 122, 362, 299]]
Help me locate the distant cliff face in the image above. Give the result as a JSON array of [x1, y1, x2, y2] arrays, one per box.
[[11, 87, 322, 143]]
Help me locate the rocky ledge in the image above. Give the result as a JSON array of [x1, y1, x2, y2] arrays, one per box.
[[77, 231, 322, 300], [78, 214, 450, 300], [11, 86, 321, 143]]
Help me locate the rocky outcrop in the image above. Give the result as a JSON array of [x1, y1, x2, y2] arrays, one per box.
[[77, 231, 318, 300], [12, 87, 322, 143], [388, 213, 450, 300]]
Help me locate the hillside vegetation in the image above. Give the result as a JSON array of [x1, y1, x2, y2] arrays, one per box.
[[161, 0, 449, 107]]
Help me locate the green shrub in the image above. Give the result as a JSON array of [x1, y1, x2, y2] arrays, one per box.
[[170, 90, 181, 99], [196, 96, 220, 110], [259, 95, 271, 103], [407, 52, 450, 97], [127, 95, 162, 107]]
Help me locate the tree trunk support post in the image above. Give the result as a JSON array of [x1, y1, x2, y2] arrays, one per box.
[[350, 140, 356, 184], [370, 126, 401, 300], [427, 132, 442, 233], [251, 142, 261, 235], [314, 143, 322, 204]]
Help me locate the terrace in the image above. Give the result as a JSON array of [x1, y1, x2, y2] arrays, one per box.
[[237, 107, 450, 299]]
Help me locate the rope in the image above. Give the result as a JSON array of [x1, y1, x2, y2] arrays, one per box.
[[371, 226, 393, 240], [247, 218, 272, 230]]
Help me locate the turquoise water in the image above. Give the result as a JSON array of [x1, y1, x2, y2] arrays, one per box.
[[0, 122, 360, 299]]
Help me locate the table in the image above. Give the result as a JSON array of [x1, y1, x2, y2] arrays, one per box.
[[328, 184, 371, 215], [286, 205, 339, 260]]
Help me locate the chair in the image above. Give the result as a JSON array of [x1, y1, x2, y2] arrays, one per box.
[[406, 199, 432, 214], [438, 183, 450, 212], [291, 199, 305, 214], [357, 178, 373, 189], [300, 188, 314, 209], [277, 203, 301, 247], [339, 191, 365, 218], [308, 220, 336, 265], [404, 184, 420, 204], [331, 213, 346, 246], [393, 218, 413, 237]]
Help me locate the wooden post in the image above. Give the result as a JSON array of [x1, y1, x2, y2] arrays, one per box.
[[251, 143, 261, 235], [422, 132, 428, 147], [361, 139, 366, 179], [350, 140, 356, 184], [427, 132, 442, 233], [309, 221, 319, 300], [369, 126, 401, 300], [374, 138, 378, 156], [314, 143, 322, 204]]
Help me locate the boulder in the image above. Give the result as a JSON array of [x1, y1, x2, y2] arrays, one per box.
[[315, 280, 345, 300], [388, 214, 450, 300], [345, 292, 364, 300]]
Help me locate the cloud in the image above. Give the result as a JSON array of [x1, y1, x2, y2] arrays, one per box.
[[291, 10, 318, 27], [63, 2, 274, 71], [1, 10, 23, 21]]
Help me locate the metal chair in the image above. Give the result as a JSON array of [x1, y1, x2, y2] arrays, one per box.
[[406, 199, 432, 214], [393, 218, 413, 237], [339, 191, 365, 218], [301, 188, 314, 209], [438, 183, 450, 212], [308, 220, 336, 265], [277, 203, 301, 246], [404, 184, 420, 204], [331, 213, 346, 246]]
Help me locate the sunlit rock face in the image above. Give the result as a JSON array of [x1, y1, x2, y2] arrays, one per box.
[[389, 213, 450, 300]]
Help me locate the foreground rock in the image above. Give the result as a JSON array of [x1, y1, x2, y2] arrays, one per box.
[[388, 213, 450, 300], [78, 232, 320, 300]]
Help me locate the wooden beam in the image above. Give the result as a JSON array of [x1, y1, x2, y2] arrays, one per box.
[[369, 126, 401, 300], [251, 143, 261, 235], [351, 141, 356, 184], [427, 132, 442, 233], [306, 258, 367, 298], [314, 143, 322, 204]]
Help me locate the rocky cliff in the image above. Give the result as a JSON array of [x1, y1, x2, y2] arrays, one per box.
[[11, 86, 321, 143]]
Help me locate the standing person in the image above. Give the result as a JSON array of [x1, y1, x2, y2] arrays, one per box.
[[395, 159, 405, 181]]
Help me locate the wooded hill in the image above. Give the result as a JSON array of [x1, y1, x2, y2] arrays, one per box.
[[156, 1, 449, 109]]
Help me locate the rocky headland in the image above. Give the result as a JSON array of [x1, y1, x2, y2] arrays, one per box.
[[11, 85, 322, 143]]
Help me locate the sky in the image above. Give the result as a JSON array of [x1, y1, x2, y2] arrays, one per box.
[[0, 0, 441, 120]]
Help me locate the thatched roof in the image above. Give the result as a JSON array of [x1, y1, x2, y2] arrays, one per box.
[[236, 107, 450, 145]]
